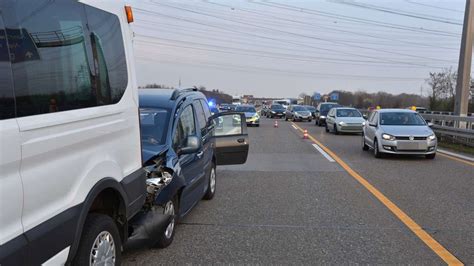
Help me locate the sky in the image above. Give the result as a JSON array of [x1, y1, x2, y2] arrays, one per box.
[[129, 0, 466, 98]]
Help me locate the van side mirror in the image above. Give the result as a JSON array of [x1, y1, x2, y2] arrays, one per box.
[[179, 135, 201, 154]]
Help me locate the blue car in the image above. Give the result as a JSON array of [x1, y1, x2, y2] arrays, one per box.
[[130, 88, 249, 249]]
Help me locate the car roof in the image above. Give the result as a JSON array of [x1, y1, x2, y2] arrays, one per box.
[[332, 107, 356, 110], [377, 108, 416, 113], [138, 88, 206, 109], [320, 102, 339, 105], [236, 104, 255, 108]]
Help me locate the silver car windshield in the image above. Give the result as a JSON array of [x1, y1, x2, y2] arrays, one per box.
[[337, 109, 362, 117], [380, 112, 426, 126]]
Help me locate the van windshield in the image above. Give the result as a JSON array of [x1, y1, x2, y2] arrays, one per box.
[[140, 108, 170, 145]]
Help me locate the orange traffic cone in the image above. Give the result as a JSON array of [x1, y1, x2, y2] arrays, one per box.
[[303, 129, 308, 139], [274, 120, 278, 128]]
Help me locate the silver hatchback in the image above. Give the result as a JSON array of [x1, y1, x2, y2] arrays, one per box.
[[362, 109, 437, 159]]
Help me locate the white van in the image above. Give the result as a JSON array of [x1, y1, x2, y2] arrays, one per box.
[[0, 1, 144, 264]]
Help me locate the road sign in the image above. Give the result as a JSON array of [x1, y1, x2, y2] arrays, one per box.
[[330, 92, 339, 101], [0, 28, 40, 63], [313, 93, 321, 101]]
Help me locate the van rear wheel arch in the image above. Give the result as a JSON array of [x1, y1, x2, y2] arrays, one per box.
[[66, 178, 129, 264]]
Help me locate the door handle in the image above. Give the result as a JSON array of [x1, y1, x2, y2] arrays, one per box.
[[237, 138, 245, 143], [196, 151, 204, 158]]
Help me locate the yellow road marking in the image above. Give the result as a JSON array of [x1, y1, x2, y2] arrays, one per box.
[[438, 152, 474, 167], [291, 122, 463, 265]]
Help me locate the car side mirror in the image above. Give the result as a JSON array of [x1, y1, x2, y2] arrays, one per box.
[[427, 122, 434, 128], [369, 122, 377, 127], [363, 114, 367, 120], [179, 135, 201, 155]]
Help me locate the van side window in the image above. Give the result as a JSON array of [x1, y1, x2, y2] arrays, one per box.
[[194, 100, 207, 135], [2, 0, 127, 117], [0, 16, 15, 120], [173, 105, 196, 151]]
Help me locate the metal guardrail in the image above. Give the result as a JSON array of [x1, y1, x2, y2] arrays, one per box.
[[420, 114, 474, 147]]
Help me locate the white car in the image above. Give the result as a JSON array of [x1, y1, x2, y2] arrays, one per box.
[[362, 109, 437, 159], [325, 107, 365, 134]]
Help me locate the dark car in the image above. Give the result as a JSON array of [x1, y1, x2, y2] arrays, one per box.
[[285, 105, 312, 122], [219, 103, 236, 112], [315, 102, 342, 126], [137, 88, 249, 248], [266, 104, 286, 118], [303, 105, 317, 118]]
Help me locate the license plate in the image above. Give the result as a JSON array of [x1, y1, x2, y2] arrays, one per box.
[[397, 142, 426, 150]]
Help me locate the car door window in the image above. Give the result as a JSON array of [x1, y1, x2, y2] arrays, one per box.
[[173, 105, 196, 152], [199, 99, 211, 120], [194, 100, 207, 136]]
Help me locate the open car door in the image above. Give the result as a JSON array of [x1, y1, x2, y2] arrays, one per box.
[[210, 112, 249, 165]]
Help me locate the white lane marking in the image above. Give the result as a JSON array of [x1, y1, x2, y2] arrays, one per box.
[[312, 144, 335, 162], [438, 148, 474, 162], [291, 125, 297, 129]]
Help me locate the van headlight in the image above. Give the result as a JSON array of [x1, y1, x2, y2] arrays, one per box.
[[382, 133, 395, 141], [428, 134, 436, 141]]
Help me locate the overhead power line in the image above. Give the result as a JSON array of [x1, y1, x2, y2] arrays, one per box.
[[134, 9, 451, 68], [333, 0, 462, 25], [135, 35, 448, 68], [252, 1, 461, 36], [141, 3, 457, 64], [404, 0, 464, 13], [135, 56, 427, 81], [200, 0, 458, 50]]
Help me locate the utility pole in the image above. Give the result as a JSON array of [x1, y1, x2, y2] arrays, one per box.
[[455, 0, 474, 117]]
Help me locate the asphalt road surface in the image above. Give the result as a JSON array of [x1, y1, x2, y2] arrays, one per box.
[[123, 118, 473, 265]]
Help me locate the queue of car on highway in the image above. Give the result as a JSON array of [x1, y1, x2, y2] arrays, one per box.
[[257, 102, 437, 159]]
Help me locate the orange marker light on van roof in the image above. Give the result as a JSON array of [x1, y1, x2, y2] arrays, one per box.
[[125, 6, 134, 23]]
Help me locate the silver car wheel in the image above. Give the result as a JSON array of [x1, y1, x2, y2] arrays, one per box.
[[164, 201, 175, 239], [90, 231, 116, 266]]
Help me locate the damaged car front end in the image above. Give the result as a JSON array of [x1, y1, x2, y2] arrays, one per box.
[[126, 149, 177, 249]]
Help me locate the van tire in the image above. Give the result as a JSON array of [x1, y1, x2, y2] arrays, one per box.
[[72, 213, 122, 266]]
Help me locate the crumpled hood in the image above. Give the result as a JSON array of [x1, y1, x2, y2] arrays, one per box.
[[380, 125, 433, 136], [142, 144, 168, 165]]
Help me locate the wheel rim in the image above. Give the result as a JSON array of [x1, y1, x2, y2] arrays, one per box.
[[90, 231, 116, 266], [164, 201, 175, 239], [210, 168, 216, 194]]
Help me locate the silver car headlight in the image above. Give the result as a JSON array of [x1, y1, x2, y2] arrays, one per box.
[[320, 115, 326, 119], [338, 121, 347, 126], [428, 134, 436, 141], [382, 133, 396, 141]]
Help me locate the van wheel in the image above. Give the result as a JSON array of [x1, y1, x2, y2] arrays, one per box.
[[73, 214, 121, 266], [154, 198, 177, 249], [203, 164, 216, 200], [426, 153, 436, 159]]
